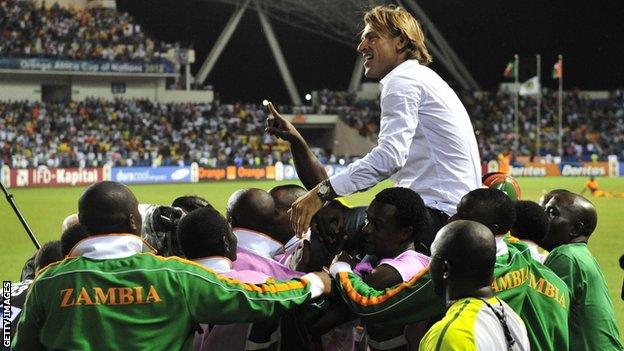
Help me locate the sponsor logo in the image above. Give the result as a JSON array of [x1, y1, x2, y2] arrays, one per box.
[[510, 166, 547, 177], [112, 167, 191, 184], [9, 167, 103, 187], [171, 168, 190, 180], [237, 167, 266, 180], [560, 164, 607, 177], [198, 168, 227, 181]]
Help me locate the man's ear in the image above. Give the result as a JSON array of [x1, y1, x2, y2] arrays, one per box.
[[442, 260, 452, 280], [129, 213, 139, 235], [222, 235, 230, 255], [399, 226, 413, 243], [571, 220, 584, 238], [491, 223, 501, 235]]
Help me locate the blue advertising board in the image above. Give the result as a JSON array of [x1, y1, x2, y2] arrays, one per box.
[[111, 166, 192, 184]]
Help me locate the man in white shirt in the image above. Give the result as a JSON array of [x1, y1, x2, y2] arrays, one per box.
[[266, 5, 480, 248]]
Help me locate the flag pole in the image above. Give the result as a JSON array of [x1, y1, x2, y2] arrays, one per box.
[[514, 54, 519, 152], [536, 54, 541, 157], [557, 54, 563, 156]]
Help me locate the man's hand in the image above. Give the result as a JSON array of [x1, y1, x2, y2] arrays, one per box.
[[331, 250, 359, 268], [291, 186, 324, 237], [265, 102, 303, 143], [311, 202, 348, 253]]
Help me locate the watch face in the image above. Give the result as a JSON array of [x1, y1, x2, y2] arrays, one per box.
[[318, 183, 328, 195]]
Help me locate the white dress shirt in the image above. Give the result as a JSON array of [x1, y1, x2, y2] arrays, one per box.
[[329, 60, 481, 215]]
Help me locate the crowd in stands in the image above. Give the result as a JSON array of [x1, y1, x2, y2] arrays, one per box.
[[463, 89, 624, 163], [2, 88, 623, 169], [0, 99, 297, 169], [315, 88, 624, 162], [0, 0, 175, 62]]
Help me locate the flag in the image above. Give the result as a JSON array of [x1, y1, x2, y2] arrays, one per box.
[[519, 76, 540, 96], [503, 61, 516, 78], [552, 59, 562, 79]]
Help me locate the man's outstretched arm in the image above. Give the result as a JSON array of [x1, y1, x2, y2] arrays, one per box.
[[328, 261, 444, 326], [265, 102, 328, 190]]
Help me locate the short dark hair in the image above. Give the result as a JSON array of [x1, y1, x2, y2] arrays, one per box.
[[459, 188, 516, 235], [373, 187, 426, 241], [512, 200, 549, 244], [269, 184, 306, 209], [177, 207, 231, 260], [78, 181, 139, 235], [226, 188, 274, 232], [436, 221, 496, 287], [172, 195, 213, 213], [35, 240, 63, 271], [61, 224, 90, 256]]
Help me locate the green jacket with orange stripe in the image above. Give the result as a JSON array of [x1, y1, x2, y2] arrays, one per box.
[[330, 239, 570, 351], [12, 234, 325, 351]]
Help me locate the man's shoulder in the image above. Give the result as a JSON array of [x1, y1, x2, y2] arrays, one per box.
[[422, 308, 477, 351], [546, 244, 589, 266], [381, 61, 432, 93]]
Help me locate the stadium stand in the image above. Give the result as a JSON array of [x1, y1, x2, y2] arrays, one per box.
[[0, 0, 175, 61], [2, 89, 623, 169], [320, 89, 624, 162], [0, 98, 299, 168]]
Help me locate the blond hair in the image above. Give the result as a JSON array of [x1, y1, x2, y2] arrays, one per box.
[[363, 5, 432, 66]]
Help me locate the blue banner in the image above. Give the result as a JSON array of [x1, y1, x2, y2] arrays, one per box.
[[111, 166, 192, 184], [0, 57, 175, 74]]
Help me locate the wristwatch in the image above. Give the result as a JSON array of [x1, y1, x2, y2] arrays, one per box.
[[317, 179, 336, 202]]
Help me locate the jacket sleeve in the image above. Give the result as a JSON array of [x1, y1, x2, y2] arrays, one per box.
[[11, 284, 45, 350], [328, 262, 444, 326], [329, 92, 420, 196], [177, 261, 326, 324]]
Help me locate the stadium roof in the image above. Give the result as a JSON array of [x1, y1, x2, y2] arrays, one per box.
[[194, 0, 480, 103], [207, 0, 382, 47]]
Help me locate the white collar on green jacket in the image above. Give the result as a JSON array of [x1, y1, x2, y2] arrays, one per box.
[[193, 257, 233, 273], [232, 228, 284, 258], [68, 234, 155, 260]]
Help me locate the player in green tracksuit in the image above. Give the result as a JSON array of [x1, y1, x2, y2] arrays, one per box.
[[542, 191, 623, 351], [330, 239, 570, 351], [13, 181, 329, 351]]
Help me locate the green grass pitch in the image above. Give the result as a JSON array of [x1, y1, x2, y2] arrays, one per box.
[[1, 177, 623, 335]]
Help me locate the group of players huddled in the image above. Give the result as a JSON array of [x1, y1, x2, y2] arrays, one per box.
[[8, 169, 622, 351]]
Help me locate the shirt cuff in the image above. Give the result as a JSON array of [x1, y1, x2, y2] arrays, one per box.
[[301, 273, 326, 299], [329, 172, 357, 197], [329, 261, 354, 279]]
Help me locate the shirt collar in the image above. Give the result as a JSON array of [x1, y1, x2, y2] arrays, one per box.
[[68, 234, 156, 259], [495, 235, 508, 257], [379, 59, 419, 86], [193, 257, 233, 273], [233, 227, 284, 258]]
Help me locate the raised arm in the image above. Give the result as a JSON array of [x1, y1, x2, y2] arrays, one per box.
[[265, 102, 328, 190]]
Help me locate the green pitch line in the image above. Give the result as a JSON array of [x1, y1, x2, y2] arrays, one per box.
[[1, 178, 622, 335]]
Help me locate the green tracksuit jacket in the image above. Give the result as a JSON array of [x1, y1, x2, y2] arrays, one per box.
[[12, 234, 323, 350], [330, 238, 570, 351]]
